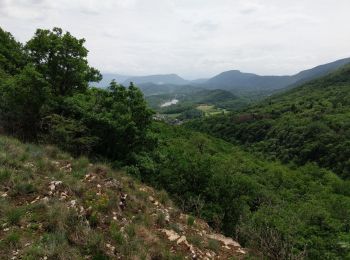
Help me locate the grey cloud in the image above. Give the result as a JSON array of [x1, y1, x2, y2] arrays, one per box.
[[240, 8, 256, 15], [1, 0, 350, 78], [195, 20, 219, 32]]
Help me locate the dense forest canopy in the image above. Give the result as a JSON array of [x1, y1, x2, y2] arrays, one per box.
[[135, 123, 350, 259], [188, 65, 350, 178], [1, 26, 350, 259]]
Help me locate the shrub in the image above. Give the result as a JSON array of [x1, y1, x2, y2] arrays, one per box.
[[187, 215, 195, 226], [110, 223, 125, 245], [12, 182, 36, 196], [156, 212, 167, 228], [1, 231, 21, 247], [207, 239, 220, 253], [7, 207, 25, 225], [0, 169, 10, 183], [187, 235, 202, 248]]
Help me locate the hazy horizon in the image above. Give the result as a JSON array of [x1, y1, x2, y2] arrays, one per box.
[[1, 0, 350, 79], [100, 57, 350, 81]]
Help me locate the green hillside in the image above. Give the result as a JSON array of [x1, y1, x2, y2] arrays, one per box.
[[188, 65, 350, 178], [138, 123, 350, 259]]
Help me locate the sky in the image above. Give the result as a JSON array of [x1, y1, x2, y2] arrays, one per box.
[[0, 0, 349, 79]]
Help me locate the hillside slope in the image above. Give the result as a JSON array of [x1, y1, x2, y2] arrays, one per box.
[[204, 70, 292, 92], [141, 123, 350, 259], [188, 64, 350, 177], [0, 135, 246, 259]]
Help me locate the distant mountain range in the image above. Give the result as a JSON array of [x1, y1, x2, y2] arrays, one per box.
[[123, 74, 189, 86], [95, 73, 131, 87], [96, 58, 350, 95], [203, 57, 350, 92]]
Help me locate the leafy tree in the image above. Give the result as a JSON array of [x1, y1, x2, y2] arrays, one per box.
[[0, 65, 50, 139], [0, 27, 27, 75], [25, 27, 101, 96], [41, 114, 99, 155], [43, 81, 154, 162]]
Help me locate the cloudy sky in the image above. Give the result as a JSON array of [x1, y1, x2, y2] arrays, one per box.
[[0, 0, 349, 79]]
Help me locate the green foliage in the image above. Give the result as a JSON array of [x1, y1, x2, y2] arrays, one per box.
[[178, 108, 204, 120], [41, 113, 99, 155], [110, 223, 125, 245], [1, 231, 21, 247], [134, 123, 350, 259], [42, 81, 155, 161], [0, 27, 26, 75], [187, 234, 202, 248], [0, 65, 50, 139], [0, 169, 11, 183], [187, 215, 195, 226], [207, 239, 220, 253], [156, 212, 167, 227], [6, 207, 25, 225], [26, 27, 101, 96], [0, 27, 154, 162], [12, 182, 37, 196], [188, 65, 350, 178]]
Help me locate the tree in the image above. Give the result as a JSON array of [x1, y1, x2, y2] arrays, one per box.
[[127, 82, 154, 135], [42, 81, 155, 162], [0, 65, 50, 139], [25, 27, 101, 96], [0, 27, 27, 75]]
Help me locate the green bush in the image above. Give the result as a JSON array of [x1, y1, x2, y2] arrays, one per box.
[[2, 231, 21, 247], [187, 215, 195, 226], [110, 223, 125, 245], [207, 239, 220, 253], [7, 207, 25, 225]]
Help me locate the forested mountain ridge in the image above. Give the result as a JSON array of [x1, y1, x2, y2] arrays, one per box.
[[289, 57, 350, 88], [202, 58, 350, 93], [188, 64, 350, 178], [203, 70, 292, 92]]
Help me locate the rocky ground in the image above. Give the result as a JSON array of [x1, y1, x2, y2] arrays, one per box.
[[0, 135, 248, 259]]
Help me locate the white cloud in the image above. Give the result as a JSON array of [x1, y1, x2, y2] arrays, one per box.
[[0, 0, 349, 79]]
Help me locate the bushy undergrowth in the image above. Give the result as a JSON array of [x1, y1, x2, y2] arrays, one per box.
[[133, 123, 350, 259]]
